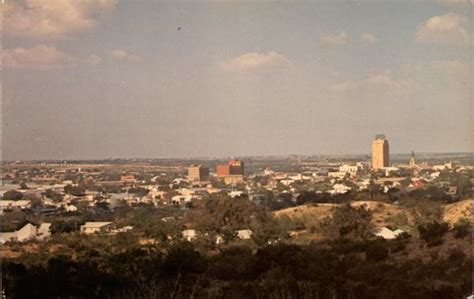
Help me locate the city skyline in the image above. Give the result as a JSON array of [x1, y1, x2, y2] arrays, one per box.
[[2, 0, 472, 160]]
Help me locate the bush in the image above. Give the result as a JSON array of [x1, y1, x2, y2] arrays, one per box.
[[3, 190, 24, 201], [452, 220, 470, 239], [365, 242, 389, 262], [417, 221, 449, 247]]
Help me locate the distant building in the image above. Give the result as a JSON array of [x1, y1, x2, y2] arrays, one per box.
[[216, 164, 230, 177], [236, 229, 253, 240], [372, 134, 389, 169], [182, 229, 197, 241], [216, 159, 245, 184], [121, 175, 136, 183], [409, 151, 417, 168], [80, 222, 114, 234], [374, 227, 404, 240], [187, 165, 210, 182], [0, 223, 51, 244]]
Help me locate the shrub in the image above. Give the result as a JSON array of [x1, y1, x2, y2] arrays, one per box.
[[417, 221, 449, 247], [452, 220, 470, 239], [365, 242, 389, 262]]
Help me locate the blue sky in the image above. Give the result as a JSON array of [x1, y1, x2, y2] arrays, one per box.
[[2, 0, 472, 160]]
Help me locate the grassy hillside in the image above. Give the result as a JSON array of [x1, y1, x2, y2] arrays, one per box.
[[274, 199, 471, 239]]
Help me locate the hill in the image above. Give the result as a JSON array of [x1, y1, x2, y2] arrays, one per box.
[[275, 199, 472, 235], [443, 199, 472, 225]]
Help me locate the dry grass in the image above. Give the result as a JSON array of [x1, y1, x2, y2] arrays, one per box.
[[443, 199, 472, 225], [275, 199, 471, 237], [274, 201, 415, 229]]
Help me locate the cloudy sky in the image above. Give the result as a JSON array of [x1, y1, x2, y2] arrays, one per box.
[[2, 0, 472, 160]]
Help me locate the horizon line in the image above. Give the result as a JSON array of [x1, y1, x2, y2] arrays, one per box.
[[2, 151, 473, 163]]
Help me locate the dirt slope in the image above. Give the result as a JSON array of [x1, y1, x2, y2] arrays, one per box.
[[443, 199, 472, 225]]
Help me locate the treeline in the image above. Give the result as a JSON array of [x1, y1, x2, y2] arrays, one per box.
[[2, 238, 471, 299]]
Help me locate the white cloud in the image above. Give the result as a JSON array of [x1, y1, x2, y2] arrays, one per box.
[[438, 0, 474, 5], [2, 45, 78, 69], [111, 49, 142, 62], [85, 54, 103, 65], [219, 51, 292, 73], [320, 31, 348, 46], [431, 60, 469, 74], [361, 32, 378, 44], [415, 12, 469, 45], [4, 0, 117, 39], [431, 60, 471, 85], [329, 72, 413, 95]]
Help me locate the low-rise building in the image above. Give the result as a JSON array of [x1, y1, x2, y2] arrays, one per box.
[[182, 229, 197, 241], [374, 227, 404, 240], [80, 222, 114, 234], [236, 229, 253, 240], [0, 222, 51, 244]]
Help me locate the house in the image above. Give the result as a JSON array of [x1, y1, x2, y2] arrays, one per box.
[[374, 227, 404, 240], [0, 222, 52, 244], [171, 195, 192, 205], [1, 200, 31, 211], [37, 223, 52, 240], [216, 235, 224, 245], [121, 175, 136, 183], [64, 204, 78, 212], [80, 222, 114, 234], [331, 184, 352, 195], [112, 226, 134, 233], [410, 179, 427, 189], [182, 229, 197, 241], [236, 229, 253, 240], [228, 190, 244, 198], [338, 164, 361, 178]]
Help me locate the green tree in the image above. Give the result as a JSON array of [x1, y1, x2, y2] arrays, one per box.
[[417, 221, 449, 247], [3, 190, 24, 201], [321, 203, 374, 239]]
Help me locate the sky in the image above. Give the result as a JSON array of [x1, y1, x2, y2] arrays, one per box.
[[1, 0, 473, 160]]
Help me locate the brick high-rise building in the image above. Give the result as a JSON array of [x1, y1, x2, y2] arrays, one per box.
[[216, 165, 230, 177], [188, 165, 210, 182], [371, 134, 389, 169], [216, 159, 245, 184]]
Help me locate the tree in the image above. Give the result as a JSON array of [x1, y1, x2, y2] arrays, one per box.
[[452, 219, 470, 239], [365, 242, 389, 262], [64, 185, 86, 196], [368, 180, 381, 199], [128, 187, 149, 197], [417, 221, 449, 247], [189, 195, 267, 232], [321, 203, 374, 240], [44, 189, 63, 202], [25, 194, 43, 208], [3, 190, 24, 201]]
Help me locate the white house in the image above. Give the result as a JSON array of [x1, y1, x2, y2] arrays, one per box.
[[80, 222, 114, 234], [1, 200, 31, 211], [172, 195, 193, 205], [228, 191, 244, 198], [64, 204, 78, 212], [338, 164, 361, 177], [37, 223, 52, 240], [0, 222, 52, 244], [374, 227, 404, 240], [182, 229, 197, 241], [331, 184, 352, 195], [328, 172, 347, 179], [236, 229, 253, 240]]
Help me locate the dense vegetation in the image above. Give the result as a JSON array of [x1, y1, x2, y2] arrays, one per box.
[[2, 198, 472, 299], [3, 237, 471, 299]]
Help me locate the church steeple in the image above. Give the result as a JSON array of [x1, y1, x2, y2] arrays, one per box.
[[409, 150, 416, 167]]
